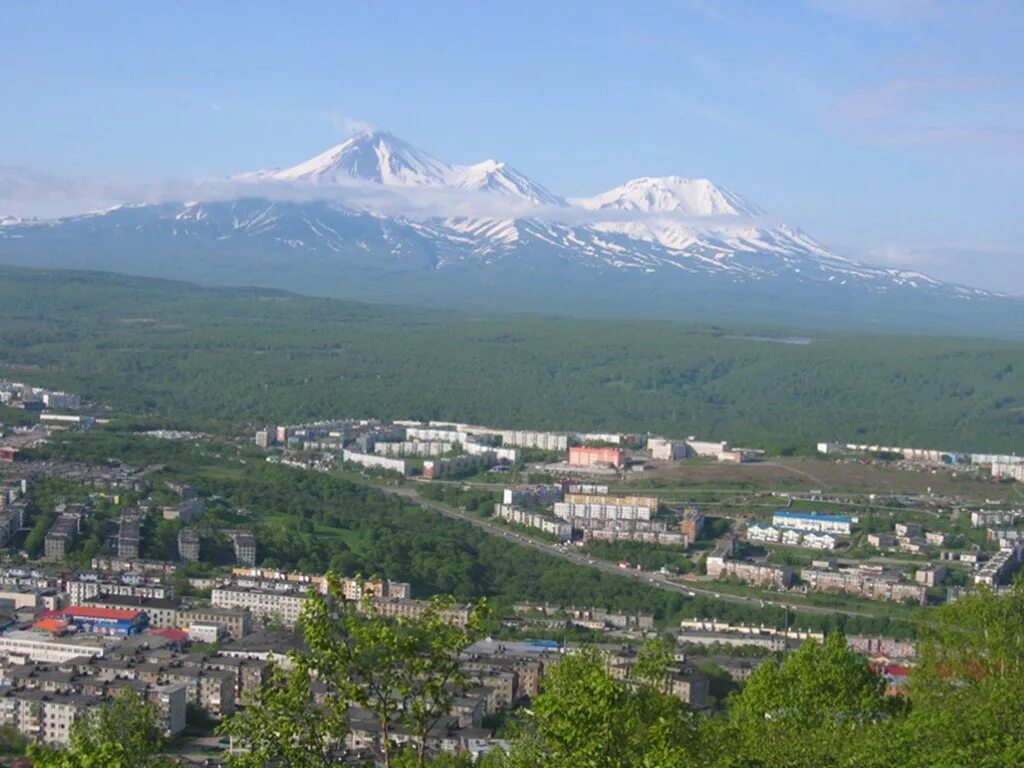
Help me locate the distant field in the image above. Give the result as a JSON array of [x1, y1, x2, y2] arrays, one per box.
[[627, 457, 1019, 501], [1, 264, 1023, 452]]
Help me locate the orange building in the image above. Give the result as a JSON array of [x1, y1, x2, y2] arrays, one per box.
[[568, 446, 625, 468]]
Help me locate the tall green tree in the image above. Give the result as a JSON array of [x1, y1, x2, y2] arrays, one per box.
[[881, 581, 1024, 768], [29, 690, 173, 768], [225, 573, 487, 768], [494, 644, 698, 768], [716, 631, 895, 768], [221, 657, 349, 768]]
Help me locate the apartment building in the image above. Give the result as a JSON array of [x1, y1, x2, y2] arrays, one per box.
[[211, 586, 307, 628], [772, 511, 854, 536], [502, 484, 565, 509], [706, 556, 794, 588], [801, 567, 927, 605], [499, 430, 569, 452], [116, 514, 142, 560], [342, 449, 411, 476], [179, 607, 252, 640], [230, 531, 257, 567], [492, 505, 572, 541], [178, 527, 200, 562], [568, 446, 624, 468], [680, 509, 705, 542], [553, 500, 652, 522]]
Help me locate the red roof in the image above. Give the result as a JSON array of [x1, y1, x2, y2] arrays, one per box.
[[147, 628, 188, 642], [65, 605, 142, 622], [34, 618, 68, 634]]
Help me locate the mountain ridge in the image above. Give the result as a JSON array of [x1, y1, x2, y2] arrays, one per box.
[[1, 129, 1019, 335]]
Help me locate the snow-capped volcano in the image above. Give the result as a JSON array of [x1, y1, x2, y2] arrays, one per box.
[[259, 130, 454, 187], [1, 128, 1013, 333], [574, 176, 763, 218], [250, 129, 564, 207]]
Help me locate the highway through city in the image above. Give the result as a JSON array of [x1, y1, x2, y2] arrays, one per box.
[[385, 484, 885, 621]]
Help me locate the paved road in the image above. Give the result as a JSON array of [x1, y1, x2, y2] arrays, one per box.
[[385, 484, 883, 620]]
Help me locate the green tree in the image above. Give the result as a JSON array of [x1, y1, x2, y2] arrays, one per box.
[[28, 690, 173, 768], [717, 632, 894, 768], [495, 645, 698, 768], [221, 658, 348, 768], [879, 581, 1024, 768], [225, 573, 487, 768]]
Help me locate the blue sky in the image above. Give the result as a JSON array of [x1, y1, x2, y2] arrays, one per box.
[[2, 0, 1022, 291]]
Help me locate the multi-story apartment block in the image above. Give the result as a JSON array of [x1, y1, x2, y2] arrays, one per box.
[[974, 547, 1022, 587], [583, 529, 688, 546], [342, 449, 411, 476], [422, 453, 497, 479], [116, 513, 142, 560], [178, 607, 252, 640], [801, 567, 927, 605], [178, 527, 200, 562], [502, 485, 565, 509], [706, 556, 793, 588], [375, 440, 454, 457], [680, 509, 704, 542], [230, 531, 257, 567], [0, 690, 99, 746], [211, 586, 307, 628], [83, 595, 181, 629], [366, 598, 474, 627], [568, 446, 624, 468], [44, 505, 90, 562], [492, 505, 572, 541], [971, 509, 1022, 528], [499, 430, 569, 452], [772, 511, 854, 536], [65, 578, 171, 607], [553, 497, 653, 522]]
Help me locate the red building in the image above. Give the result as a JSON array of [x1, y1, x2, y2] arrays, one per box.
[[568, 446, 625, 468], [0, 447, 18, 463]]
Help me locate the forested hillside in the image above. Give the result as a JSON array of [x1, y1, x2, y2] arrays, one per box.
[[1, 265, 1023, 452]]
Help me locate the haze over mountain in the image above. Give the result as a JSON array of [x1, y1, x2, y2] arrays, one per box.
[[1, 130, 1021, 335]]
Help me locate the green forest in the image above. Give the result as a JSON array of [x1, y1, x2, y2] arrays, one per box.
[[1, 265, 1023, 452]]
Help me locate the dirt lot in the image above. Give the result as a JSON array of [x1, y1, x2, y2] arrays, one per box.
[[626, 456, 1020, 502]]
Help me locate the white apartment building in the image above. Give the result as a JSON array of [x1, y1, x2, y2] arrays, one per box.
[[553, 501, 652, 522], [0, 631, 106, 664], [492, 505, 572, 541], [211, 587, 308, 628], [499, 430, 569, 452], [342, 450, 410, 476]]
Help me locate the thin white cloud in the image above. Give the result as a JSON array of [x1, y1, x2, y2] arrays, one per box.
[[0, 166, 773, 231], [809, 0, 938, 24], [830, 78, 1024, 151], [329, 112, 375, 137]]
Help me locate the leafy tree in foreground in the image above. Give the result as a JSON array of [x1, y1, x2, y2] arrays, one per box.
[[876, 581, 1024, 768], [28, 690, 173, 768], [301, 574, 489, 768], [224, 573, 488, 768], [713, 631, 896, 768], [220, 656, 349, 768], [493, 644, 699, 768]]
